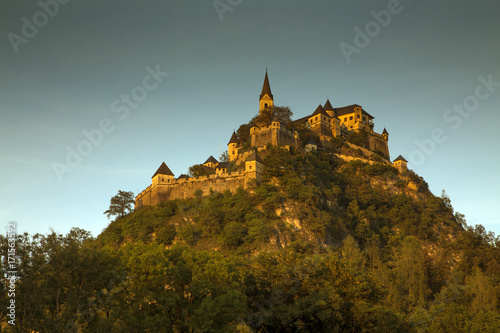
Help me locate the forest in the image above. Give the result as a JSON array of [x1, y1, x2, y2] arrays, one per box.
[[1, 145, 500, 332]]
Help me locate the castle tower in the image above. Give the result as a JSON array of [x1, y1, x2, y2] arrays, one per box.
[[271, 115, 280, 128], [393, 155, 408, 173], [332, 115, 341, 138], [203, 156, 218, 168], [271, 115, 281, 146], [324, 99, 340, 137], [353, 105, 363, 131], [259, 70, 274, 113], [228, 131, 239, 161], [382, 128, 389, 141], [324, 99, 335, 118], [152, 162, 174, 187], [245, 151, 264, 185]]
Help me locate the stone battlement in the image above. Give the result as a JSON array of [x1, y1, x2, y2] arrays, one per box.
[[135, 170, 255, 207]]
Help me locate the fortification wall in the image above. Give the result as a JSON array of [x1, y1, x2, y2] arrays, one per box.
[[135, 171, 253, 208], [368, 133, 389, 159], [251, 126, 296, 148]]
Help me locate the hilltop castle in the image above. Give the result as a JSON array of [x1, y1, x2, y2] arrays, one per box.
[[237, 70, 390, 159], [135, 71, 407, 208]]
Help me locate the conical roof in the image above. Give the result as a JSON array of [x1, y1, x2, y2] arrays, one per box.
[[203, 155, 218, 165], [228, 131, 239, 144], [259, 70, 273, 100], [246, 151, 264, 164], [394, 155, 407, 162], [152, 162, 174, 178], [311, 104, 329, 117], [324, 99, 334, 111], [382, 128, 389, 135]]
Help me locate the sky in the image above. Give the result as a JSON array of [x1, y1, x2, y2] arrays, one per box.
[[1, 0, 499, 238]]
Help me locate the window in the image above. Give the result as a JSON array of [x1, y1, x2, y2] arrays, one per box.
[[249, 165, 252, 170], [264, 103, 268, 108], [350, 126, 353, 129], [315, 116, 318, 121], [357, 115, 360, 119], [350, 116, 353, 120], [344, 117, 347, 122]]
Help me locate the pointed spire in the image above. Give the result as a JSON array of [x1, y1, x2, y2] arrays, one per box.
[[382, 128, 388, 135], [324, 99, 334, 111], [228, 131, 238, 144], [259, 70, 273, 100], [152, 162, 174, 178]]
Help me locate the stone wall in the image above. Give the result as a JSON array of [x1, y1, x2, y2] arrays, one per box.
[[251, 126, 297, 148], [135, 171, 254, 208], [367, 133, 390, 159]]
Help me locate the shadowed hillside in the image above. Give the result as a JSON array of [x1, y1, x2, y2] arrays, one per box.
[[2, 145, 499, 332]]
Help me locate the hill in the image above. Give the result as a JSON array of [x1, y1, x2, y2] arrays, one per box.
[[100, 145, 460, 252], [93, 145, 499, 332], [2, 145, 499, 332]]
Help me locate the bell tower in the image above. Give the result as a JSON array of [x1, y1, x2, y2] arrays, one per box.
[[259, 69, 274, 114]]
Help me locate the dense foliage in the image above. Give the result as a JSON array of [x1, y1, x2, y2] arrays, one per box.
[[2, 147, 500, 332]]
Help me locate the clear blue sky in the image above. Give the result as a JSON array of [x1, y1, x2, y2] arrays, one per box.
[[1, 0, 499, 237]]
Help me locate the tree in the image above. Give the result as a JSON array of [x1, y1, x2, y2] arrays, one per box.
[[103, 190, 135, 220], [388, 236, 430, 312], [273, 105, 293, 124], [220, 150, 229, 162], [188, 164, 215, 177], [466, 266, 497, 314], [341, 235, 366, 272]]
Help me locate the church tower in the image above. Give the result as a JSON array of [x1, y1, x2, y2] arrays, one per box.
[[259, 70, 274, 114]]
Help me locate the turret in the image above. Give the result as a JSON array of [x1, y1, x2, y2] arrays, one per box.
[[393, 155, 408, 173], [228, 131, 239, 161], [245, 151, 264, 184], [259, 70, 274, 113], [151, 162, 174, 186], [332, 114, 341, 137], [353, 105, 363, 131], [203, 156, 218, 168], [382, 128, 389, 141], [324, 99, 336, 118], [271, 115, 280, 129]]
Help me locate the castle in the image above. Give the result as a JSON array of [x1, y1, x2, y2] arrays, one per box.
[[135, 71, 407, 208], [239, 71, 390, 159]]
